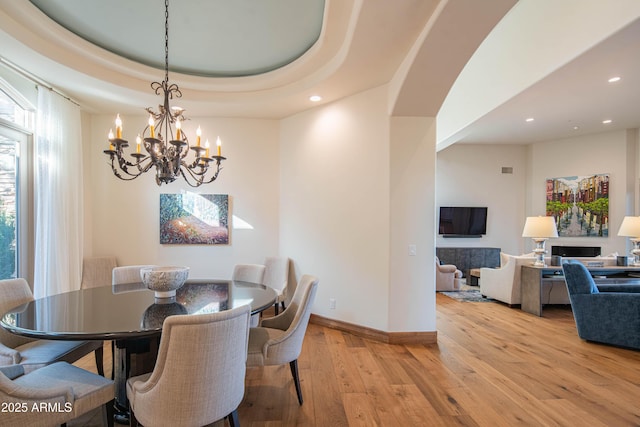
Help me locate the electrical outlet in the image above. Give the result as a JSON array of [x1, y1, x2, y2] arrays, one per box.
[[408, 244, 417, 256], [329, 298, 336, 309]]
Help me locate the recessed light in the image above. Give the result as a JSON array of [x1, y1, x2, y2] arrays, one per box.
[[573, 126, 579, 130], [608, 76, 621, 83], [309, 95, 322, 102], [602, 119, 613, 124], [525, 117, 534, 122]]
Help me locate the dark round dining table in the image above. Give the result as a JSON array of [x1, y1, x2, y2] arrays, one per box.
[[0, 279, 276, 423]]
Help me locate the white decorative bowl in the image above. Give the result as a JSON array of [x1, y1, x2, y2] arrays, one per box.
[[140, 266, 190, 298]]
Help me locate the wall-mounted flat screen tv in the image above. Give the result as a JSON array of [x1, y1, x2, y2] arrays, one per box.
[[438, 207, 487, 237]]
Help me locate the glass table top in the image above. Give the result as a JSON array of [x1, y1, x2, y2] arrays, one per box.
[[1, 279, 276, 340]]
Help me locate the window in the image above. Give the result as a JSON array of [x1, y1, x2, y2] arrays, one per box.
[[0, 86, 30, 128], [0, 85, 34, 281]]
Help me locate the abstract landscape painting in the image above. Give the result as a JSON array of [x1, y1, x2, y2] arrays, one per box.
[[160, 193, 229, 244]]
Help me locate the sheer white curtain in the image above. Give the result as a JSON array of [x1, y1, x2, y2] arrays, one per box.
[[33, 88, 84, 298]]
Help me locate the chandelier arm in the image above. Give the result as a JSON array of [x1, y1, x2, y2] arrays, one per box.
[[119, 156, 145, 169], [202, 162, 223, 184], [115, 158, 142, 177], [178, 168, 204, 188], [107, 156, 143, 181], [118, 156, 153, 179], [115, 153, 155, 177], [184, 160, 223, 185], [178, 160, 216, 187], [178, 159, 220, 187], [179, 161, 206, 180]]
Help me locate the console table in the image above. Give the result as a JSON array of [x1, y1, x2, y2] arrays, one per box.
[[521, 265, 640, 316]]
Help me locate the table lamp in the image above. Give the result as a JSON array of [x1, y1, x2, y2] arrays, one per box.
[[522, 216, 558, 267], [617, 216, 640, 266]]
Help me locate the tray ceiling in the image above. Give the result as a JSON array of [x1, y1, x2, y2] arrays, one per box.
[[29, 0, 325, 77]]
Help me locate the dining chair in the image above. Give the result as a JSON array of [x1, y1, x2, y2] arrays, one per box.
[[0, 278, 105, 376], [263, 256, 290, 314], [126, 304, 251, 427], [81, 255, 118, 289], [232, 264, 267, 327], [110, 265, 157, 380], [0, 362, 114, 427], [232, 263, 266, 284], [112, 265, 157, 287], [247, 274, 318, 405]]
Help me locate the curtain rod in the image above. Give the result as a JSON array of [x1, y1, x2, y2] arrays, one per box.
[[0, 56, 81, 107]]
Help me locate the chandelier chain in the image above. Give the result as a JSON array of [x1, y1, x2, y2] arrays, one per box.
[[164, 0, 169, 84]]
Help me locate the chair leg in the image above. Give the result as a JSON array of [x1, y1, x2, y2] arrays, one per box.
[[105, 399, 114, 427], [289, 359, 303, 405], [95, 345, 105, 377], [110, 341, 115, 380], [274, 301, 286, 315], [227, 409, 240, 427]]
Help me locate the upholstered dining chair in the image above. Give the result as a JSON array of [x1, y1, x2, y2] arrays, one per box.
[[247, 274, 318, 405], [232, 263, 266, 284], [233, 264, 267, 326], [126, 304, 251, 427], [81, 255, 118, 289], [263, 256, 290, 314], [112, 265, 157, 287], [110, 265, 157, 380], [0, 278, 105, 376], [0, 362, 114, 427]]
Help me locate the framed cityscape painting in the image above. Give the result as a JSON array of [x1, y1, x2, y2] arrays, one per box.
[[546, 174, 609, 237], [160, 193, 229, 244]]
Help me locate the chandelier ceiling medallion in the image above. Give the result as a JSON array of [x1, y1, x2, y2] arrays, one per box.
[[103, 0, 225, 187]]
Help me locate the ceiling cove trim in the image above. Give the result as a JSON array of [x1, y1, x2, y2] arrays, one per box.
[[0, 0, 360, 95]]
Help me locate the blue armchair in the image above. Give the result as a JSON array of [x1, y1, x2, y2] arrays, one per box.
[[562, 261, 640, 350]]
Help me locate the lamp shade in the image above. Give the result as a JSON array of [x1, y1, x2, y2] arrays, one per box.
[[522, 216, 558, 238], [617, 216, 640, 237]]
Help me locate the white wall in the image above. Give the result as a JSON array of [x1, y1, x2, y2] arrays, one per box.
[[527, 129, 636, 255], [435, 129, 639, 258], [389, 116, 437, 332], [280, 86, 391, 331], [86, 114, 280, 279], [436, 144, 527, 255]]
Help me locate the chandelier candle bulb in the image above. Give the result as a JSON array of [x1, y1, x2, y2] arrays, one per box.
[[175, 119, 181, 140], [205, 139, 210, 158], [196, 126, 201, 146], [216, 136, 221, 156], [148, 115, 155, 138], [136, 135, 141, 153], [115, 114, 122, 139]]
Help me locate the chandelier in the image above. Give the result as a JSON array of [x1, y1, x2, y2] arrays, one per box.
[[103, 0, 225, 187]]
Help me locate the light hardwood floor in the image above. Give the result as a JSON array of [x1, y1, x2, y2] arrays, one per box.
[[75, 293, 640, 426]]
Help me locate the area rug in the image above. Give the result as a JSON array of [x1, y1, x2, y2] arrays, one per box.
[[439, 289, 495, 302]]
